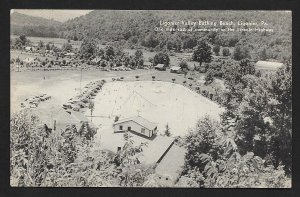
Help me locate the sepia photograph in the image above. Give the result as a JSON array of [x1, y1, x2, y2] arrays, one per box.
[[10, 10, 292, 188]]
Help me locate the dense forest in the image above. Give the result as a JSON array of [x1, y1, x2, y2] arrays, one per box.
[[11, 10, 292, 61]]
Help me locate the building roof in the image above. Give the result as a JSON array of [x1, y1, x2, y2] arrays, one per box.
[[113, 115, 157, 130], [144, 62, 152, 66], [170, 66, 181, 71], [255, 61, 283, 70], [23, 57, 35, 63], [91, 57, 101, 63], [155, 144, 186, 180], [25, 46, 34, 50], [139, 135, 175, 164], [155, 64, 165, 68]]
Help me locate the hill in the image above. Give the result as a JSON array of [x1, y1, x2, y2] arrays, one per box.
[[11, 12, 62, 26], [59, 10, 292, 61], [11, 10, 292, 61], [11, 12, 62, 38]]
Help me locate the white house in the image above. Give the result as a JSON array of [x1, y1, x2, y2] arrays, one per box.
[[113, 116, 157, 138]]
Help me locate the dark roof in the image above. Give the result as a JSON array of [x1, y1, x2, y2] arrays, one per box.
[[113, 115, 157, 130]]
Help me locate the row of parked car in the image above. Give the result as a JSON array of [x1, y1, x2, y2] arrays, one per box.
[[62, 80, 106, 112], [20, 94, 52, 108]]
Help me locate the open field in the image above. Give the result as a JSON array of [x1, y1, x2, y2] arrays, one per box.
[[10, 50, 55, 61], [11, 35, 82, 49]]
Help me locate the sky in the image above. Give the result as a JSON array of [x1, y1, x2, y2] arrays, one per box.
[[11, 9, 93, 22]]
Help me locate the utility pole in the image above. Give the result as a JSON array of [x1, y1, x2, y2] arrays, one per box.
[[80, 67, 83, 94]]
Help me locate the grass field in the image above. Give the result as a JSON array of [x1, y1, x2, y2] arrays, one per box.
[[11, 35, 82, 49], [10, 50, 55, 61]]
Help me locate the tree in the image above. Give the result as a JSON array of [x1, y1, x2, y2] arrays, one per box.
[[181, 116, 290, 188], [106, 46, 115, 57], [205, 70, 214, 85], [80, 39, 97, 58], [148, 57, 154, 64], [88, 100, 95, 122], [142, 33, 159, 48], [233, 45, 250, 61], [61, 42, 73, 52], [19, 35, 27, 44], [45, 42, 51, 50], [78, 121, 97, 141], [235, 63, 292, 173], [134, 49, 144, 68], [183, 37, 197, 49], [222, 59, 255, 118], [179, 60, 189, 78], [164, 124, 171, 136], [10, 110, 57, 186], [153, 52, 170, 66], [222, 48, 230, 56], [213, 45, 220, 56], [172, 78, 176, 83], [134, 49, 143, 60], [37, 40, 44, 50], [192, 41, 212, 67], [152, 76, 155, 81], [183, 116, 221, 180], [259, 48, 268, 61]]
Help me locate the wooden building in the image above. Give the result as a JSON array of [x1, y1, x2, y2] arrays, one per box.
[[113, 115, 157, 138]]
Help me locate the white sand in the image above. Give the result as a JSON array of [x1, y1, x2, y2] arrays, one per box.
[[88, 81, 224, 138]]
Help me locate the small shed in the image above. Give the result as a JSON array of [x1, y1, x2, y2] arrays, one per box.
[[113, 115, 157, 138], [170, 66, 182, 73], [154, 64, 166, 71], [144, 62, 153, 68]]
